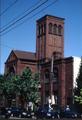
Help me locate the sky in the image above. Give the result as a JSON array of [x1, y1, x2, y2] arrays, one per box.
[[0, 0, 82, 74]]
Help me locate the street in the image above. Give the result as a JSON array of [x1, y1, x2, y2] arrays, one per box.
[[0, 118, 82, 120]]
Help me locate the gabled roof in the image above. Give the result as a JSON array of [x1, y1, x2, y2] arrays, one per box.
[[5, 50, 36, 63], [13, 50, 36, 60]]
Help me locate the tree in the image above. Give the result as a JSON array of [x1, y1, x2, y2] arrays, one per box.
[[74, 58, 82, 111], [4, 74, 16, 95], [19, 67, 40, 104], [0, 74, 5, 94], [0, 68, 40, 108], [0, 74, 5, 106], [3, 74, 20, 107]]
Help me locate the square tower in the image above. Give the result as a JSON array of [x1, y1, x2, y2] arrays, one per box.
[[36, 15, 64, 61]]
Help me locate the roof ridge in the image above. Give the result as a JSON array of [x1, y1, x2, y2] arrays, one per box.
[[13, 49, 36, 54]]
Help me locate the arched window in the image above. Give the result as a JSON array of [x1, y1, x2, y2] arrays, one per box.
[[49, 23, 53, 34], [26, 66, 31, 72], [37, 25, 39, 36], [58, 25, 62, 36], [41, 24, 43, 34], [43, 23, 46, 33], [45, 69, 50, 79], [9, 66, 15, 74], [53, 67, 58, 81], [38, 25, 40, 36], [53, 52, 62, 59], [38, 24, 42, 35], [53, 24, 57, 35]]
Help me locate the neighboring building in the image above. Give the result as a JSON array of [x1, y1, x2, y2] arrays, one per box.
[[73, 57, 81, 88], [5, 15, 81, 108]]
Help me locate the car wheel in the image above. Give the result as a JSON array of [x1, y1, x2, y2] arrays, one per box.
[[52, 116, 55, 119]]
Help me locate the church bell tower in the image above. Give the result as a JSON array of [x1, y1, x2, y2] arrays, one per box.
[[36, 15, 64, 61]]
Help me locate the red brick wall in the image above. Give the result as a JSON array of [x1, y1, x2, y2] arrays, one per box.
[[36, 15, 64, 61], [40, 57, 73, 108], [46, 16, 64, 59], [58, 60, 66, 108], [16, 60, 37, 75], [65, 58, 73, 105]]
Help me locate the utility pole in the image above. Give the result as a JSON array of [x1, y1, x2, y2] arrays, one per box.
[[50, 55, 55, 104]]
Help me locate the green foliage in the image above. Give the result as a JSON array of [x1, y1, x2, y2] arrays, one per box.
[[75, 89, 82, 104], [0, 74, 20, 101], [20, 68, 40, 103], [0, 68, 40, 106], [0, 74, 5, 94]]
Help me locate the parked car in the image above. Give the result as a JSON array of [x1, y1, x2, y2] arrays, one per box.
[[60, 108, 79, 119], [0, 107, 7, 118], [45, 109, 60, 119], [5, 107, 21, 117], [6, 107, 34, 118], [21, 109, 35, 118], [35, 104, 60, 119]]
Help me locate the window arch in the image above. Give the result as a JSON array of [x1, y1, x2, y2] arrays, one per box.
[[53, 52, 62, 59], [38, 24, 42, 35], [38, 25, 40, 36], [49, 23, 53, 34], [43, 23, 46, 33], [23, 66, 32, 73], [45, 69, 50, 79], [58, 25, 62, 36], [37, 25, 39, 36], [53, 67, 58, 81], [53, 24, 57, 35], [41, 24, 43, 34], [9, 66, 15, 74]]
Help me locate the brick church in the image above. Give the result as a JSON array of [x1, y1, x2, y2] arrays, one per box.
[[5, 15, 81, 108]]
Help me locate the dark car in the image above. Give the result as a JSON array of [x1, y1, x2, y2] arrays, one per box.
[[35, 104, 60, 119], [0, 107, 12, 118], [60, 109, 78, 118], [5, 107, 21, 118], [45, 109, 60, 119], [0, 107, 7, 118], [21, 109, 35, 118], [35, 105, 44, 118], [5, 107, 35, 118], [65, 110, 77, 118]]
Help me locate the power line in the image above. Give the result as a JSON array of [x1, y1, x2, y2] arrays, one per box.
[[0, 0, 43, 29], [0, 0, 58, 36], [0, 0, 19, 16], [0, 0, 49, 34]]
